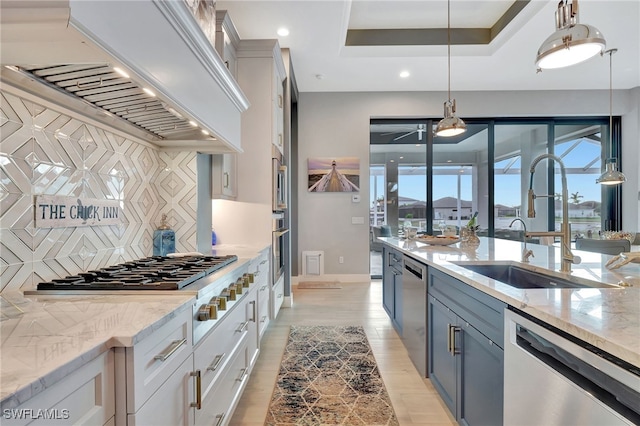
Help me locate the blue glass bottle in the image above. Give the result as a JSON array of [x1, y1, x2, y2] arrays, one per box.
[[153, 214, 175, 256]]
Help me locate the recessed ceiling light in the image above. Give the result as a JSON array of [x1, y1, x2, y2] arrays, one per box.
[[113, 67, 130, 78], [189, 120, 198, 127], [447, 160, 452, 163], [399, 71, 410, 78], [202, 129, 210, 135], [399, 156, 404, 159], [142, 87, 156, 97], [390, 159, 395, 163], [277, 27, 289, 37]]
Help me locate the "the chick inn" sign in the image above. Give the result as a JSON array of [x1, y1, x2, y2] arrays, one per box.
[[35, 195, 123, 228]]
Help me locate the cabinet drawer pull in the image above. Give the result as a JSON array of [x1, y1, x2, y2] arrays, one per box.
[[250, 300, 256, 322], [278, 94, 283, 108], [260, 284, 267, 292], [260, 259, 268, 265], [277, 293, 283, 298], [214, 413, 226, 426], [207, 353, 226, 372], [190, 370, 202, 409], [236, 367, 248, 382], [223, 172, 229, 188], [236, 321, 249, 333], [154, 338, 187, 361]]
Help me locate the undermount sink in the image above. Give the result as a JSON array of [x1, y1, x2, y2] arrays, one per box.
[[452, 262, 620, 289]]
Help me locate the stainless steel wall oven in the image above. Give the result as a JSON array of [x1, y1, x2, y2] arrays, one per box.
[[272, 147, 287, 212], [272, 213, 288, 285]]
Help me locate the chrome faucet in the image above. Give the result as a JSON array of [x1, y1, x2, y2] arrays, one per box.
[[525, 153, 580, 273], [509, 218, 534, 263]]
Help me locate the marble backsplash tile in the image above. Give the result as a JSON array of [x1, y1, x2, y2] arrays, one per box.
[[0, 90, 198, 292]]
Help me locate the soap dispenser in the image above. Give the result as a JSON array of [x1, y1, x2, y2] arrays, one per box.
[[153, 213, 175, 256]]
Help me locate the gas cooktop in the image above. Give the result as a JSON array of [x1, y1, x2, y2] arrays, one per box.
[[36, 255, 238, 291]]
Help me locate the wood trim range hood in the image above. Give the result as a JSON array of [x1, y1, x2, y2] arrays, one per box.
[[0, 0, 249, 153]]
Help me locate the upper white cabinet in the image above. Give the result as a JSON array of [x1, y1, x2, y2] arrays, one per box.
[[212, 153, 237, 200], [235, 40, 287, 201], [0, 0, 249, 152], [215, 10, 240, 80]]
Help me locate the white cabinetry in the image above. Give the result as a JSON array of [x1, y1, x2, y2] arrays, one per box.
[[252, 248, 271, 340], [1, 351, 115, 426], [212, 154, 237, 200], [215, 10, 240, 79], [272, 275, 285, 320], [116, 309, 193, 425], [236, 40, 286, 208]]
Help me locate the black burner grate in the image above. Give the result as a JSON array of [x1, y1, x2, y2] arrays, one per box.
[[37, 255, 238, 291]]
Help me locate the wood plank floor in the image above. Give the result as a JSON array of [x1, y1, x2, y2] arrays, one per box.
[[229, 280, 457, 425]]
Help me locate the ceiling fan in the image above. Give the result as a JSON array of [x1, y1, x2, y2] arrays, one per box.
[[381, 124, 426, 141]]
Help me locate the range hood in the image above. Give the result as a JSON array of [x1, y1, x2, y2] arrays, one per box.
[[0, 0, 249, 153]]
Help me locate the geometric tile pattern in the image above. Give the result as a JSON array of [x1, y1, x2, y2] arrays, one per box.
[[0, 90, 198, 292], [266, 326, 399, 426]]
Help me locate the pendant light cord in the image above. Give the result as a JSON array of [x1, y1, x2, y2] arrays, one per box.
[[606, 48, 617, 159], [447, 0, 451, 101]]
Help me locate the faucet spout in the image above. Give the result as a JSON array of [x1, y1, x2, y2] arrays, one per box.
[[509, 218, 534, 263], [527, 153, 580, 273]]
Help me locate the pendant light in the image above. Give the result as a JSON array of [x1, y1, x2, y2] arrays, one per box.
[[596, 48, 626, 185], [435, 0, 466, 137], [536, 0, 606, 70]]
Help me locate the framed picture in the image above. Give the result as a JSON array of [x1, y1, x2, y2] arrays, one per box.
[[308, 157, 360, 192]]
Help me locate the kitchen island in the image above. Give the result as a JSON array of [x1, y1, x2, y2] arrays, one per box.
[[379, 235, 640, 425], [379, 236, 640, 367]]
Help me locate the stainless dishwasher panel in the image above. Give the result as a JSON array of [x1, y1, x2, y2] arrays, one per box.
[[504, 309, 640, 426], [402, 256, 428, 377]]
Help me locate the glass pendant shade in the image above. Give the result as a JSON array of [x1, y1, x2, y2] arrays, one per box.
[[536, 0, 605, 70], [435, 100, 466, 137], [596, 159, 626, 185]]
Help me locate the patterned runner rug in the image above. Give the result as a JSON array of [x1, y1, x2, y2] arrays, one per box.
[[265, 325, 399, 425]]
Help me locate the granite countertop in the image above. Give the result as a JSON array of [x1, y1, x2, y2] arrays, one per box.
[[379, 236, 640, 368], [0, 245, 270, 409]]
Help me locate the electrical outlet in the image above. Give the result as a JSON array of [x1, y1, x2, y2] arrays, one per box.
[[339, 256, 344, 264]]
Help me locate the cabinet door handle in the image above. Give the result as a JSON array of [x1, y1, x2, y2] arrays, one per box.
[[190, 370, 202, 409], [236, 320, 249, 333], [223, 172, 229, 188], [447, 324, 453, 354], [249, 300, 256, 322], [260, 284, 267, 292], [207, 353, 226, 372], [278, 94, 283, 108], [452, 326, 461, 355], [214, 413, 226, 426], [154, 338, 187, 361], [236, 367, 248, 382]]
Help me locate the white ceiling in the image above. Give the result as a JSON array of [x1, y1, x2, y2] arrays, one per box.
[[216, 0, 640, 93]]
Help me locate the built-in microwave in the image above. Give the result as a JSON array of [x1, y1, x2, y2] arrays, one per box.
[[272, 146, 287, 212]]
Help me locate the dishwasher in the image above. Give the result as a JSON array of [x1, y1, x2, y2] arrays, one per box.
[[504, 308, 640, 425], [402, 256, 428, 377]]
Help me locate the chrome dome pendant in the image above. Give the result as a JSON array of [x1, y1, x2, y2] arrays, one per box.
[[596, 48, 626, 186], [435, 0, 466, 137], [536, 0, 606, 70]]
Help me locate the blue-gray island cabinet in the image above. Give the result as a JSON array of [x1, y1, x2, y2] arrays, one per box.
[[428, 267, 506, 426]]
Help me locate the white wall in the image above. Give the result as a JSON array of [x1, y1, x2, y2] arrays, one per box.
[[297, 89, 640, 276]]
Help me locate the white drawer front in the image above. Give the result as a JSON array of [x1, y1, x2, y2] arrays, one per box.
[[195, 338, 249, 426], [1, 351, 114, 426], [193, 294, 250, 397], [126, 309, 192, 413], [258, 282, 270, 339], [272, 277, 284, 319]]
